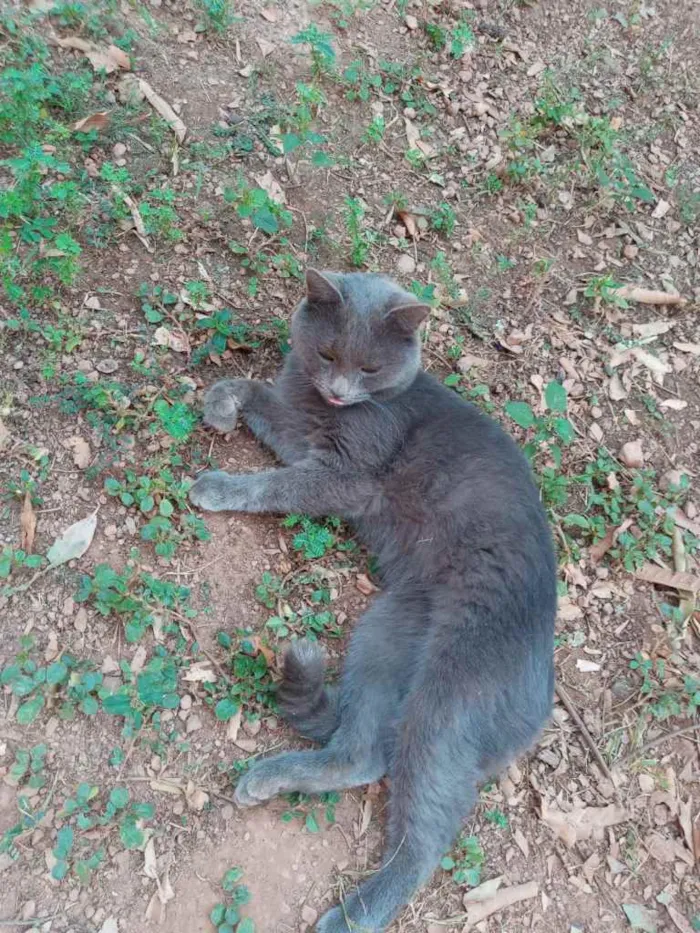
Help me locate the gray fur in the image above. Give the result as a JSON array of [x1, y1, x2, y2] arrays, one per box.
[[189, 270, 556, 932]]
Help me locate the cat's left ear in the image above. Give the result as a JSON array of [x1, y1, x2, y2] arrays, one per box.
[[385, 302, 431, 334]]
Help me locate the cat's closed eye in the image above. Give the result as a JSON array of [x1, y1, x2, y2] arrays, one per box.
[[318, 349, 336, 362], [360, 364, 381, 375]]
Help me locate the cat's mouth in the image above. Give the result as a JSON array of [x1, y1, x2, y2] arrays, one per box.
[[326, 395, 349, 407]]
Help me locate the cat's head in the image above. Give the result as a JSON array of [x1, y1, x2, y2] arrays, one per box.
[[291, 270, 430, 407]]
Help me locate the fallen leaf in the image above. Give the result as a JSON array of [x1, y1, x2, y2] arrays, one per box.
[[614, 284, 687, 306], [464, 880, 538, 928], [397, 209, 419, 240], [182, 663, 217, 684], [355, 573, 379, 596], [540, 800, 628, 847], [226, 706, 243, 743], [462, 876, 504, 904], [632, 347, 672, 376], [248, 635, 275, 667], [149, 780, 183, 796], [137, 79, 186, 142], [666, 904, 695, 933], [56, 37, 130, 74], [72, 111, 110, 133], [67, 436, 91, 469], [659, 398, 687, 411], [98, 918, 119, 933], [513, 828, 529, 858], [619, 440, 645, 468], [153, 326, 189, 353], [404, 117, 420, 150], [652, 199, 671, 220], [143, 837, 158, 880], [590, 519, 633, 562], [576, 659, 601, 673], [632, 320, 675, 338], [0, 419, 10, 451], [20, 491, 37, 553], [260, 6, 278, 21], [458, 354, 488, 373], [256, 37, 276, 57], [633, 565, 700, 595], [46, 510, 98, 566], [623, 903, 658, 932], [254, 170, 285, 205], [184, 780, 209, 812], [679, 798, 695, 861], [673, 342, 700, 355], [609, 372, 628, 400]]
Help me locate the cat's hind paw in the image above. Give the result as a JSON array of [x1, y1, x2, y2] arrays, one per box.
[[189, 471, 260, 512]]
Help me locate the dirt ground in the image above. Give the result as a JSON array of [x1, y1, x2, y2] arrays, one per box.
[[1, 0, 700, 930]]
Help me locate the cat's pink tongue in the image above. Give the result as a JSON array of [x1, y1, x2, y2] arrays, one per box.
[[327, 396, 346, 407]]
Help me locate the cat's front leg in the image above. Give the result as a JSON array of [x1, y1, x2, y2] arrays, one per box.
[[203, 379, 310, 464], [202, 379, 252, 432], [189, 471, 265, 512]]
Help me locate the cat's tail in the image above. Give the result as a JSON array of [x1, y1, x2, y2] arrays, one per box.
[[277, 640, 339, 744]]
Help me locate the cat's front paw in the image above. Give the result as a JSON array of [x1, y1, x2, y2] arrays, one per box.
[[316, 902, 377, 933], [203, 380, 251, 433], [233, 759, 285, 808], [189, 471, 260, 512]]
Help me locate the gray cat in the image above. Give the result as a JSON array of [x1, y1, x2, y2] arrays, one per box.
[[189, 270, 556, 932]]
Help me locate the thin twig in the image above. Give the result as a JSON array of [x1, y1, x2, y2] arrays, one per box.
[[620, 723, 700, 763], [555, 682, 617, 787], [0, 916, 62, 927]]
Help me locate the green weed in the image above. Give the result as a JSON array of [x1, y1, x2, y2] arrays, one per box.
[[209, 866, 255, 933], [441, 833, 485, 886]]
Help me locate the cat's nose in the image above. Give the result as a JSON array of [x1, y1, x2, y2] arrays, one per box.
[[329, 375, 351, 401]]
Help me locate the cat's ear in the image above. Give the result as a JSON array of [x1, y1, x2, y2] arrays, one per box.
[[385, 302, 430, 334], [306, 269, 343, 306]]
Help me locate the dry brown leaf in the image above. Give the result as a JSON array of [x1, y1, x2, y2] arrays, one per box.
[[540, 800, 628, 847], [666, 905, 694, 933], [143, 837, 158, 880], [356, 573, 379, 596], [464, 881, 538, 928], [256, 37, 276, 57], [608, 372, 627, 401], [397, 209, 419, 240], [20, 491, 37, 553], [590, 518, 633, 563], [68, 436, 91, 469], [673, 342, 700, 355], [634, 564, 700, 595], [72, 111, 110, 133], [615, 284, 687, 306], [404, 117, 420, 150], [260, 6, 278, 21], [184, 780, 209, 812], [0, 418, 10, 451], [226, 706, 243, 743], [153, 326, 189, 353], [619, 440, 645, 468], [56, 37, 130, 74], [463, 877, 504, 905], [679, 798, 695, 861], [254, 170, 285, 204], [248, 635, 275, 667], [149, 780, 183, 796], [182, 663, 217, 683], [358, 797, 372, 838], [632, 347, 672, 376], [632, 320, 675, 338], [137, 79, 187, 142], [659, 398, 687, 411]]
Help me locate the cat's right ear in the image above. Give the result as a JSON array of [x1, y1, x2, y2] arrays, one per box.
[[306, 269, 343, 307]]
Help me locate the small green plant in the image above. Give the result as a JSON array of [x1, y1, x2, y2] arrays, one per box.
[[343, 196, 378, 267], [429, 202, 456, 237], [224, 176, 293, 236], [281, 791, 340, 831], [362, 114, 385, 146], [290, 24, 337, 78], [505, 380, 574, 468], [194, 0, 236, 32], [441, 833, 485, 886], [282, 515, 336, 559], [209, 867, 255, 933]]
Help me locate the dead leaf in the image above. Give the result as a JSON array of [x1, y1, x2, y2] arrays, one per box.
[[673, 342, 700, 355], [652, 199, 671, 220], [513, 828, 529, 858], [358, 797, 372, 839], [153, 326, 189, 353], [609, 372, 628, 401], [540, 800, 628, 847], [256, 37, 276, 57], [464, 880, 538, 929], [463, 876, 504, 904], [56, 37, 131, 74], [72, 111, 110, 133], [355, 573, 379, 596], [632, 320, 675, 338], [137, 79, 186, 142], [248, 635, 275, 667], [582, 851, 601, 884], [679, 798, 695, 861], [260, 7, 278, 21], [659, 398, 687, 411], [143, 837, 158, 880], [590, 519, 633, 562], [458, 354, 488, 372], [619, 440, 645, 468], [0, 419, 10, 451], [614, 284, 687, 306], [666, 905, 694, 933], [46, 510, 98, 566], [182, 663, 217, 684], [149, 780, 183, 796], [254, 170, 285, 205], [576, 659, 601, 673], [226, 707, 243, 743], [397, 209, 419, 240], [20, 491, 37, 553], [632, 347, 672, 376], [67, 436, 91, 469], [184, 780, 209, 812], [633, 564, 700, 595]]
